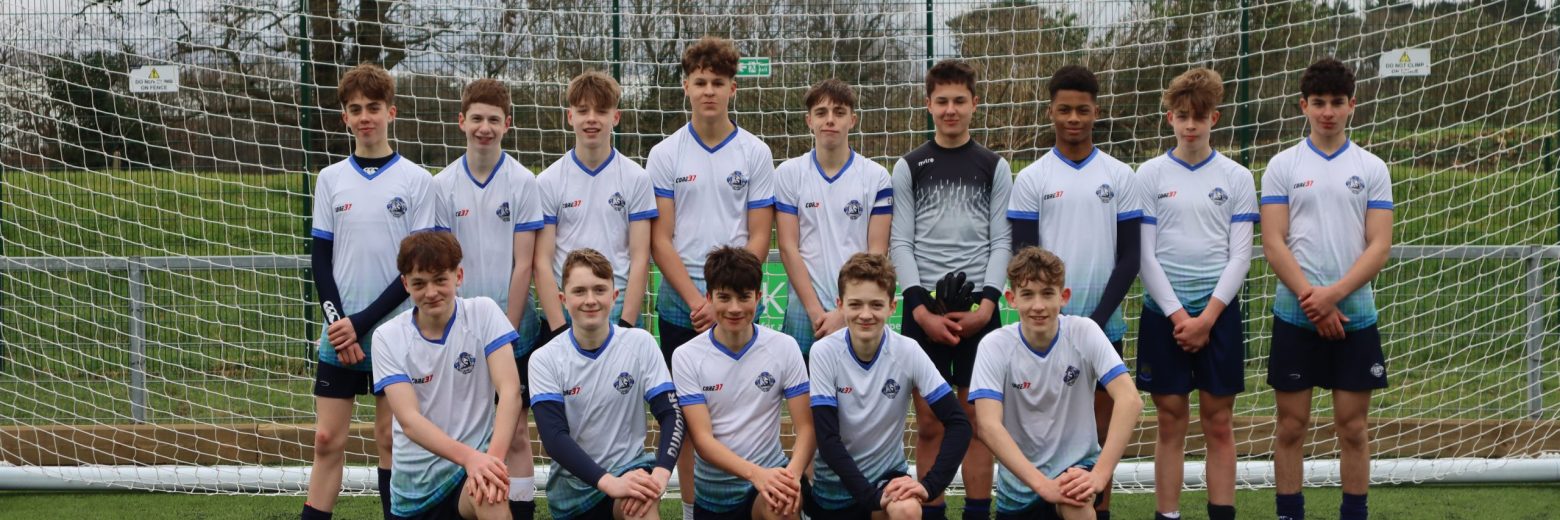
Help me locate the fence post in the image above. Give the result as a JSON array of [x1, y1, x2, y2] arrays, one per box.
[[924, 0, 934, 141], [1525, 250, 1546, 420], [128, 258, 147, 424], [298, 0, 318, 353], [1237, 0, 1253, 166]]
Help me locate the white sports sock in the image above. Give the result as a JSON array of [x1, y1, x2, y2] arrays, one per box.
[[682, 501, 695, 520], [508, 477, 535, 502]]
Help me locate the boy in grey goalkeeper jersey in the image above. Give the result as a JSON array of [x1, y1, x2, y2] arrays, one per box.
[[888, 59, 1011, 520]]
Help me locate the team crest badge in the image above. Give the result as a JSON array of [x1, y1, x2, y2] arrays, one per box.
[[881, 378, 902, 399], [608, 192, 627, 212], [386, 196, 408, 218], [1063, 365, 1081, 386], [754, 371, 776, 392], [1095, 184, 1115, 203], [844, 200, 864, 220], [1208, 187, 1229, 206], [614, 371, 636, 394], [1370, 363, 1385, 378], [1346, 175, 1365, 194], [726, 170, 748, 191], [497, 202, 512, 222], [453, 352, 476, 375]]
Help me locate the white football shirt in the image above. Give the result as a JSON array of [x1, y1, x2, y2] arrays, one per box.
[[671, 325, 808, 513], [537, 148, 658, 290], [311, 153, 436, 368], [371, 297, 519, 517], [807, 328, 949, 510], [647, 123, 775, 277], [967, 318, 1127, 513], [1137, 150, 1258, 315], [528, 325, 674, 517], [775, 149, 891, 308], [1260, 139, 1393, 330], [1007, 147, 1146, 342]]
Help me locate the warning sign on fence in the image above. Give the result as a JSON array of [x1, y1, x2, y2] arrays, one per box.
[[129, 65, 180, 93], [1380, 48, 1431, 77]]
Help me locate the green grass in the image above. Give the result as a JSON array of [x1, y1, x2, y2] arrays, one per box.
[[1, 163, 1557, 426], [4, 485, 1559, 519]]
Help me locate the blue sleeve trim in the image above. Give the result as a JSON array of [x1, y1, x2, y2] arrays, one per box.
[[677, 394, 707, 406], [870, 206, 893, 216], [923, 383, 953, 403], [311, 228, 334, 240], [810, 395, 839, 408], [431, 226, 452, 232], [747, 197, 776, 209], [1142, 215, 1159, 225], [874, 188, 893, 201], [643, 382, 676, 402], [411, 227, 439, 234], [532, 392, 565, 405], [1367, 200, 1394, 210], [967, 388, 1004, 403], [1098, 364, 1128, 387], [1116, 209, 1144, 221], [775, 202, 799, 215], [1230, 213, 1260, 223], [514, 220, 544, 232], [373, 374, 411, 393], [1260, 195, 1289, 205], [485, 331, 521, 356], [1006, 210, 1039, 221], [629, 209, 659, 221], [783, 382, 810, 399], [542, 215, 558, 225], [654, 187, 675, 199]]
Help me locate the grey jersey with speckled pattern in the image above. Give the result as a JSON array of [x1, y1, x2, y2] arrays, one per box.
[[889, 139, 1013, 293]]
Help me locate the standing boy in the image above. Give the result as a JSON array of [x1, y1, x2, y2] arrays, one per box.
[[1007, 65, 1144, 519], [969, 247, 1142, 520], [808, 253, 970, 519], [1261, 58, 1393, 520], [889, 58, 1011, 520], [371, 231, 523, 520], [535, 71, 657, 333], [529, 248, 684, 520], [304, 63, 437, 520], [775, 79, 891, 356], [432, 78, 545, 520], [1135, 67, 1255, 520], [649, 36, 776, 517], [672, 247, 813, 520]]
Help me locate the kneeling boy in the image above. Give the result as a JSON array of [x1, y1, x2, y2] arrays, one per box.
[[371, 231, 523, 520], [530, 248, 685, 520], [969, 247, 1142, 520], [808, 252, 970, 520]]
